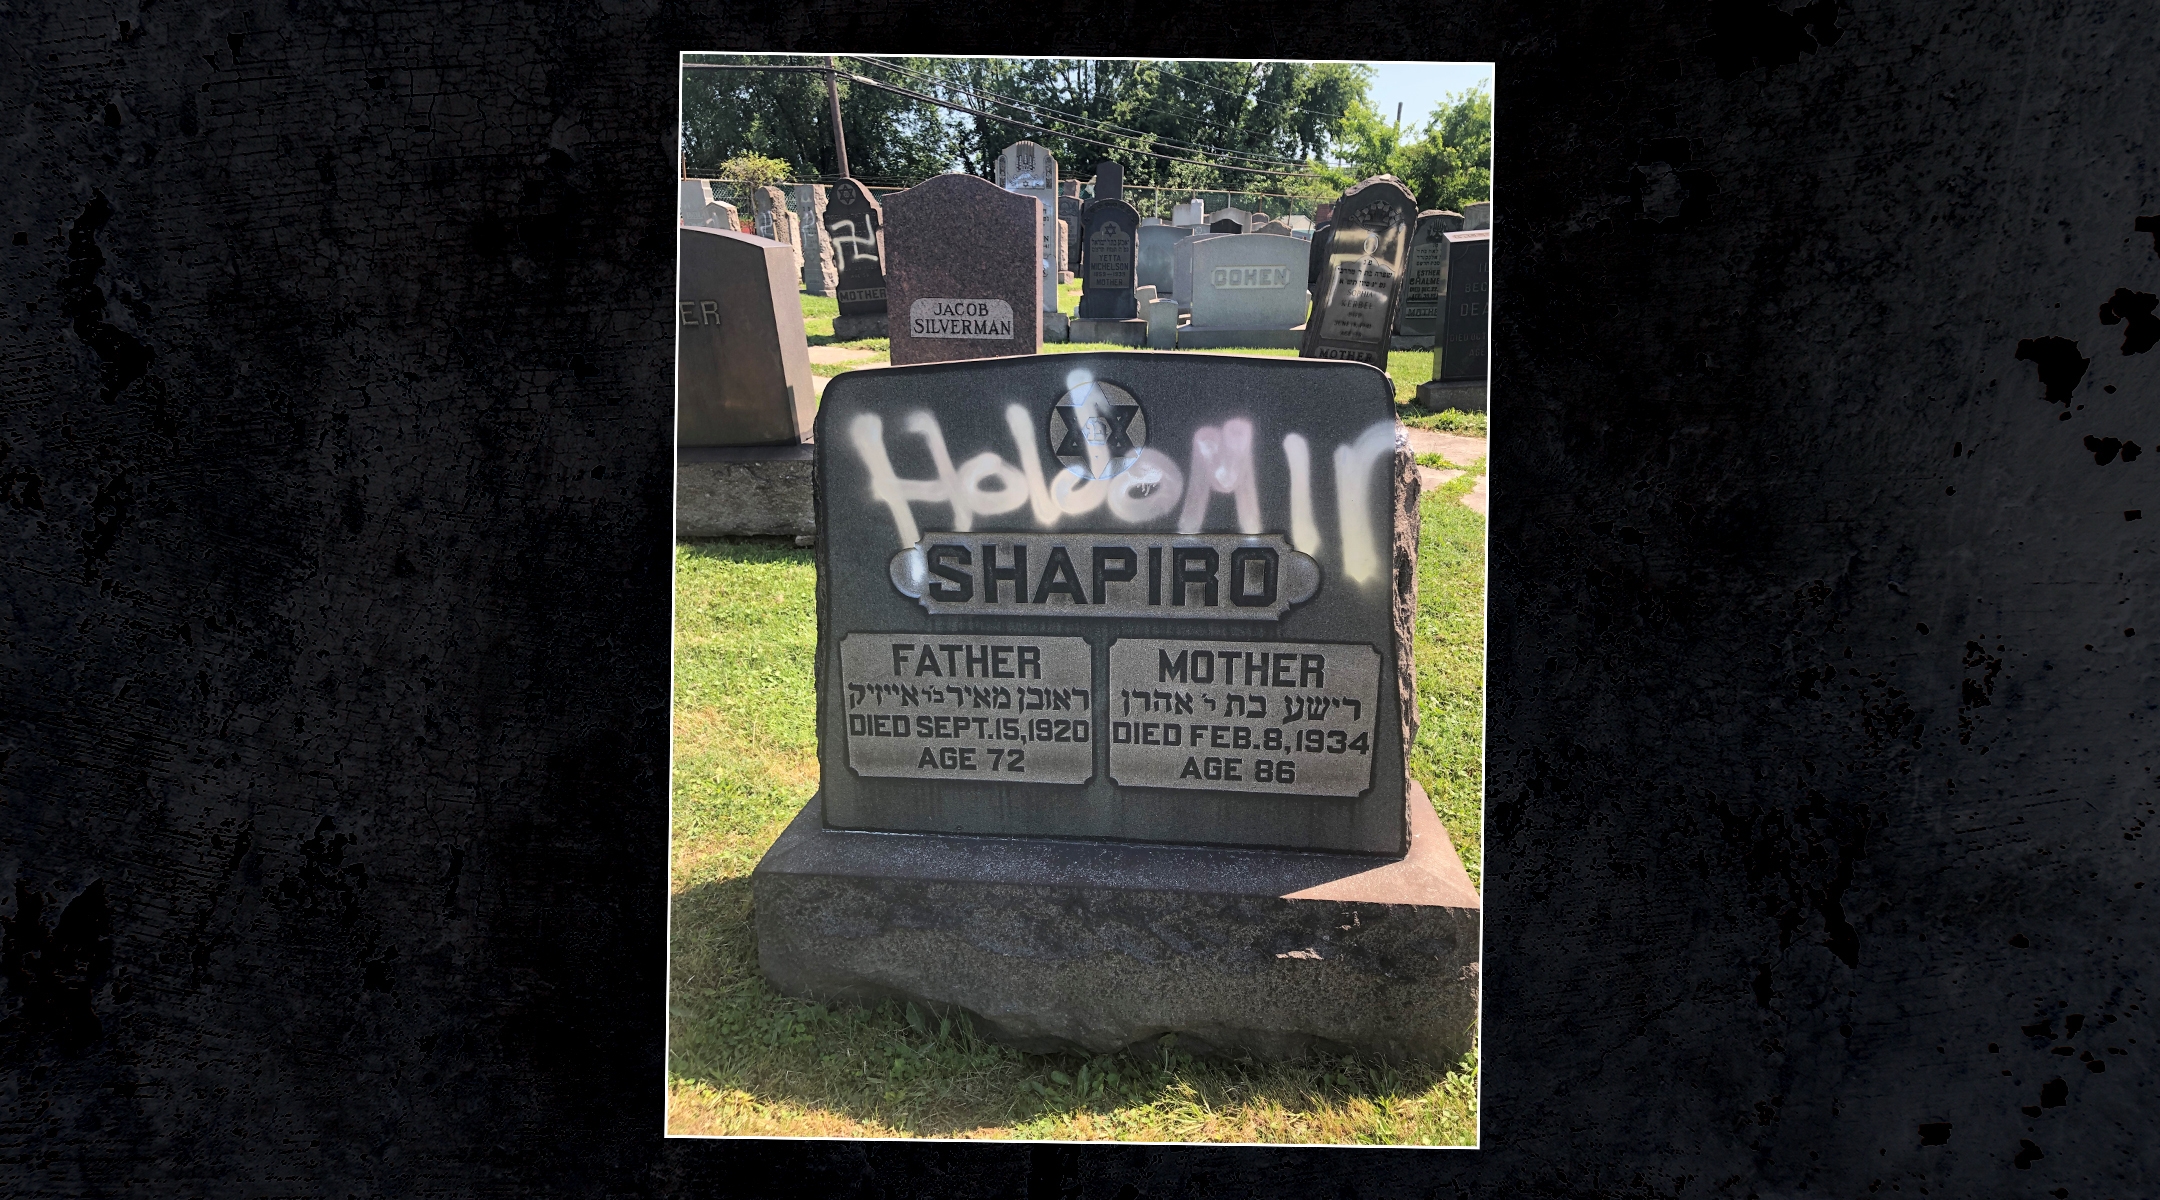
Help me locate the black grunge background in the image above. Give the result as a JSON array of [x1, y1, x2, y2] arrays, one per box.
[[4, 0, 2154, 1194]]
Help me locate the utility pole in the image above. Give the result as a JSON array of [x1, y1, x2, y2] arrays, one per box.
[[826, 56, 850, 179], [1394, 101, 1403, 133]]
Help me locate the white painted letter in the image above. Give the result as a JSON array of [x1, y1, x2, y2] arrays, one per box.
[[1332, 420, 1398, 585], [1176, 419, 1262, 535]]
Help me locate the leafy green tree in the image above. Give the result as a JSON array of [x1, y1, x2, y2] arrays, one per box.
[[1343, 85, 1491, 213], [680, 55, 961, 188]]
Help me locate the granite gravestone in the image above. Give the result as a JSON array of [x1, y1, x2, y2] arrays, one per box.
[[1172, 197, 1205, 226], [1172, 232, 1231, 311], [824, 177, 888, 340], [1209, 217, 1244, 235], [1077, 200, 1140, 319], [880, 173, 1043, 366], [1057, 219, 1071, 284], [1179, 231, 1311, 348], [1393, 210, 1463, 344], [676, 226, 815, 446], [1461, 200, 1491, 230], [1136, 224, 1192, 296], [794, 183, 838, 296], [1213, 207, 1251, 231], [750, 185, 803, 274], [1311, 202, 1334, 225], [995, 140, 1061, 316], [1416, 228, 1492, 412], [679, 179, 733, 229], [1282, 214, 1314, 233], [751, 351, 1479, 1064], [1299, 176, 1417, 366], [1059, 188, 1084, 275], [1252, 219, 1296, 237]]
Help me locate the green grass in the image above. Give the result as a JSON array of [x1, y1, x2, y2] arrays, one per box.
[[667, 471, 1487, 1142]]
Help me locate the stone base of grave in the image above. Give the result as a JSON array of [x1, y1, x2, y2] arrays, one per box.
[[1068, 317, 1149, 347], [676, 443, 815, 538], [1176, 325, 1306, 350], [1058, 271, 1075, 284], [1043, 311, 1070, 342], [831, 313, 888, 341], [1416, 379, 1488, 412], [1390, 334, 1437, 350], [750, 782, 1480, 1065]]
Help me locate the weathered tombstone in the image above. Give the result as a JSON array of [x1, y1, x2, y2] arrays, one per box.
[[1215, 206, 1252, 231], [753, 350, 1479, 1064], [1299, 176, 1417, 366], [750, 186, 804, 275], [1392, 211, 1463, 346], [995, 140, 1061, 316], [1139, 216, 1163, 227], [880, 173, 1044, 366], [1134, 285, 1157, 303], [1417, 228, 1492, 411], [676, 226, 815, 447], [1172, 232, 1231, 309], [1179, 231, 1311, 348], [795, 183, 838, 297], [824, 177, 889, 340], [1461, 201, 1491, 230], [1070, 198, 1144, 345], [1253, 219, 1296, 237], [1250, 211, 1270, 225], [1208, 217, 1244, 235], [1059, 194, 1085, 274], [680, 179, 726, 228], [1091, 160, 1125, 206], [1136, 224, 1192, 297], [1281, 214, 1314, 233], [1172, 197, 1206, 226], [1145, 294, 1180, 348], [1057, 219, 1072, 284]]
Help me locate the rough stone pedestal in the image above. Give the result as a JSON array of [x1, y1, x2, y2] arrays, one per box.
[[831, 313, 888, 341], [676, 444, 814, 538], [1068, 317, 1148, 347], [751, 783, 1480, 1065], [1043, 311, 1070, 342], [1416, 379, 1488, 413]]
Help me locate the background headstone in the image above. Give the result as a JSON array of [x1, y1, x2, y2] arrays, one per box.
[[1057, 219, 1072, 284], [1253, 219, 1296, 237], [1394, 211, 1460, 341], [1282, 214, 1314, 233], [1436, 229, 1491, 381], [1208, 217, 1244, 235], [1077, 199, 1140, 319], [1091, 160, 1124, 205], [1311, 202, 1334, 225], [995, 140, 1061, 313], [1172, 232, 1232, 309], [750, 185, 804, 275], [1185, 232, 1310, 331], [677, 227, 815, 446], [1461, 201, 1492, 230], [1139, 216, 1163, 227], [881, 173, 1044, 366], [1059, 195, 1084, 272], [1137, 224, 1192, 296], [794, 183, 838, 297], [1215, 206, 1251, 231], [1134, 285, 1157, 303], [824, 177, 889, 336], [1145, 294, 1180, 347], [1299, 176, 1417, 365], [1172, 197, 1205, 225]]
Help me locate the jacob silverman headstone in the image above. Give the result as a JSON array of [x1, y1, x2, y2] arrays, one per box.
[[824, 177, 889, 341], [1299, 175, 1417, 366], [751, 351, 1480, 1064], [1416, 228, 1492, 412], [880, 173, 1043, 366], [675, 226, 818, 538]]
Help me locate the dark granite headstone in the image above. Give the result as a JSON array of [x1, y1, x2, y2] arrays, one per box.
[[1307, 222, 1332, 293], [823, 177, 887, 319], [1092, 160, 1124, 203], [676, 226, 815, 446], [1209, 217, 1244, 235], [1436, 229, 1491, 381], [1394, 210, 1462, 339], [1076, 200, 1140, 319], [1136, 224, 1192, 296], [880, 173, 1043, 366], [1299, 175, 1417, 366], [1059, 194, 1084, 272], [808, 351, 1417, 854]]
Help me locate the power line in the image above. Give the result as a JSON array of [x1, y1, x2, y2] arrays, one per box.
[[682, 62, 1335, 182], [845, 56, 1319, 172]]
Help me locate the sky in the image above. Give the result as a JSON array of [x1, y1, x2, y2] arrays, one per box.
[[1359, 61, 1493, 131]]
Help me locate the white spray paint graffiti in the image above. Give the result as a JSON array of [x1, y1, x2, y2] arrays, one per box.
[[849, 400, 1396, 586]]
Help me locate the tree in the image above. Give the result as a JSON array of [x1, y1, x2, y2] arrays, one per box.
[[680, 55, 961, 188]]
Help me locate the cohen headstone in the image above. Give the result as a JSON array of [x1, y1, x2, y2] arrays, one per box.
[[880, 173, 1043, 366], [995, 140, 1061, 314], [1299, 176, 1417, 366], [1077, 199, 1140, 320], [1184, 232, 1310, 333], [753, 352, 1477, 1066], [1136, 224, 1192, 296], [677, 226, 816, 446], [824, 178, 888, 336]]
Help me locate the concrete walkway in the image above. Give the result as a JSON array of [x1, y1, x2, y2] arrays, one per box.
[[1400, 426, 1488, 515]]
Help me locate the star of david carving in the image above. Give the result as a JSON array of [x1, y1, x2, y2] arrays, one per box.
[[1054, 399, 1141, 459]]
